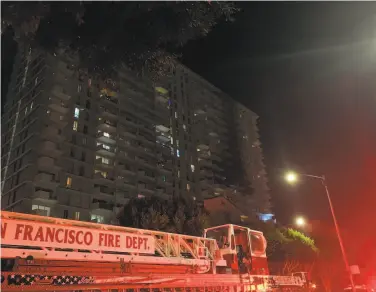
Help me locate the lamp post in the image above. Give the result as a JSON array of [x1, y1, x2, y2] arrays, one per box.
[[285, 171, 356, 292]]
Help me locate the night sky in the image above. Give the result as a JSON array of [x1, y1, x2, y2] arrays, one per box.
[[182, 2, 376, 264], [2, 2, 376, 264]]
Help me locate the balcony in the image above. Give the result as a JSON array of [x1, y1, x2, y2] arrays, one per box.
[[93, 172, 114, 185], [39, 141, 62, 158], [34, 173, 59, 190], [91, 201, 114, 213], [155, 124, 170, 133], [36, 156, 61, 173], [95, 158, 112, 169], [97, 119, 117, 133], [136, 157, 154, 169], [123, 131, 138, 140], [100, 108, 118, 120], [116, 165, 135, 177], [115, 178, 136, 190], [32, 190, 58, 203], [41, 126, 64, 143], [156, 132, 170, 144], [94, 186, 114, 197], [97, 132, 116, 145], [96, 144, 116, 157], [48, 98, 69, 115], [198, 159, 212, 168], [100, 94, 118, 105], [49, 113, 67, 128], [51, 85, 71, 101]]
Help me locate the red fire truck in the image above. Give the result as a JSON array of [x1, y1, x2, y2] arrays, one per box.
[[1, 211, 311, 291]]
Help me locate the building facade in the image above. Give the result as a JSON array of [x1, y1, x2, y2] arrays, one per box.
[[1, 44, 270, 224], [165, 64, 271, 213]]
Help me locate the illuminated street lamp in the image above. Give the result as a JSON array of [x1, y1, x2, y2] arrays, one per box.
[[285, 171, 298, 183], [284, 171, 356, 292], [295, 216, 306, 227]]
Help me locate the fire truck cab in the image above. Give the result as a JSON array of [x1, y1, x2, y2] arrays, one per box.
[[204, 224, 268, 274]]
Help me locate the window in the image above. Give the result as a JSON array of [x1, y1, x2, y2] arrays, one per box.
[[187, 183, 190, 191], [82, 137, 87, 145], [91, 214, 104, 223], [66, 176, 72, 188], [63, 210, 68, 219], [77, 84, 82, 92], [74, 107, 80, 118], [83, 125, 88, 134], [102, 158, 109, 165], [176, 150, 180, 157], [74, 211, 80, 220], [81, 152, 86, 162], [32, 205, 50, 216], [95, 170, 107, 178], [86, 100, 91, 109], [103, 132, 110, 138], [79, 165, 85, 176], [73, 121, 78, 131], [190, 164, 195, 172]]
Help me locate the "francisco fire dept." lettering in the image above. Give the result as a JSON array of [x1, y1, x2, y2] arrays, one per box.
[[1, 220, 154, 253]]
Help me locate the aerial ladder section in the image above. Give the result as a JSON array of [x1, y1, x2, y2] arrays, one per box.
[[1, 211, 313, 291]]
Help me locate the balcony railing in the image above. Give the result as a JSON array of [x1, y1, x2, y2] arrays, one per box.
[[97, 132, 116, 145]]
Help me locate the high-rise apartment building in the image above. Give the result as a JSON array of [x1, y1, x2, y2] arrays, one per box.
[[1, 44, 270, 224], [166, 65, 270, 213]]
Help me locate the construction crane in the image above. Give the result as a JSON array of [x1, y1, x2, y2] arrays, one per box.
[[1, 211, 313, 291]]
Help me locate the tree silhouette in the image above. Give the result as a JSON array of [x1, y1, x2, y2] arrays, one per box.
[[2, 2, 239, 78]]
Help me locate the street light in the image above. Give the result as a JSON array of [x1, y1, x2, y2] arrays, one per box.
[[285, 171, 356, 292], [285, 171, 298, 183], [295, 216, 306, 227]]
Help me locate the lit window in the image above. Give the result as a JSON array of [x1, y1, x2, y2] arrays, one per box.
[[95, 170, 108, 178], [191, 164, 195, 172], [77, 84, 82, 92], [102, 158, 109, 164], [32, 205, 51, 216], [103, 132, 110, 137], [59, 115, 64, 121], [74, 107, 80, 118], [91, 214, 104, 223], [73, 121, 78, 131], [170, 137, 174, 144], [47, 110, 51, 115], [176, 150, 180, 157], [176, 140, 179, 147], [174, 112, 178, 119], [103, 144, 110, 150], [66, 176, 72, 188], [30, 101, 33, 110], [187, 183, 190, 191], [178, 170, 180, 178], [74, 211, 80, 220], [183, 124, 186, 131]]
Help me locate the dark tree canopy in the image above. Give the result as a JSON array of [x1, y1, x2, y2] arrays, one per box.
[[118, 196, 210, 236], [2, 1, 239, 78]]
